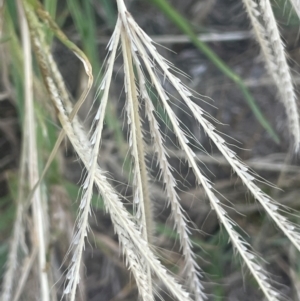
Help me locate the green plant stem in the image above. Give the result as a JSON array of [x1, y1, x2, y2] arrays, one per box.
[[149, 0, 280, 144], [44, 0, 57, 42]]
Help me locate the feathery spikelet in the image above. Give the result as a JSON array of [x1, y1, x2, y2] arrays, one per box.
[[290, 0, 300, 19], [17, 1, 300, 301], [24, 1, 192, 300], [121, 27, 153, 240], [113, 1, 300, 299], [126, 22, 280, 299], [143, 83, 206, 301], [242, 0, 300, 150], [46, 66, 193, 301]]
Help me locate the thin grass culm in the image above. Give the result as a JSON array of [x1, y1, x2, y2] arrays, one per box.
[[2, 0, 300, 301]]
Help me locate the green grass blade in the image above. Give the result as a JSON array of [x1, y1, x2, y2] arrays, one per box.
[[98, 0, 117, 29], [44, 0, 57, 42]]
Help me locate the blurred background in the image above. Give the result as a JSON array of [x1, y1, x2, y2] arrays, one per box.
[[1, 0, 300, 300]]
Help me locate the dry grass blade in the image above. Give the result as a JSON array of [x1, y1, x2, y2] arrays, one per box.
[[19, 5, 50, 300], [121, 28, 153, 242], [21, 0, 93, 208], [1, 1, 50, 300], [120, 26, 154, 298]]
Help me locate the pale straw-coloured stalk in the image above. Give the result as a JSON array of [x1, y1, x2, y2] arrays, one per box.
[[18, 2, 50, 300], [243, 0, 300, 150], [11, 1, 50, 301], [21, 0, 93, 211], [121, 28, 154, 298], [121, 29, 153, 242]]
